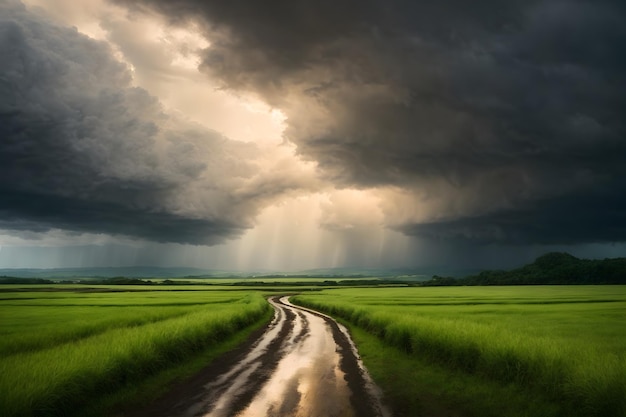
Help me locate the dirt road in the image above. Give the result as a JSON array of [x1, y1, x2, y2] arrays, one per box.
[[127, 296, 390, 417]]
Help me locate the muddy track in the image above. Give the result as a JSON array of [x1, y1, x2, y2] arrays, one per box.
[[122, 296, 390, 417]]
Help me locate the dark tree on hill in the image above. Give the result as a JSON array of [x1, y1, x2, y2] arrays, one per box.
[[421, 253, 626, 286]]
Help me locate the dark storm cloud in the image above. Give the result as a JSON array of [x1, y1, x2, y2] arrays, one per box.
[[0, 190, 244, 244], [403, 183, 626, 244], [117, 0, 626, 244], [0, 1, 288, 244]]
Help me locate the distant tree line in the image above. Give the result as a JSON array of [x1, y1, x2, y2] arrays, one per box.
[[3, 252, 625, 287], [422, 252, 626, 286], [90, 277, 155, 285], [0, 277, 54, 284], [246, 274, 370, 279]]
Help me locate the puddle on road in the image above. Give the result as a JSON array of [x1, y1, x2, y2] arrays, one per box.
[[233, 307, 353, 417], [188, 296, 391, 417], [200, 298, 353, 417]]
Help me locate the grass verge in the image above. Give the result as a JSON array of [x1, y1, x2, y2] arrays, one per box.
[[347, 322, 561, 417], [0, 291, 270, 417], [82, 307, 273, 417], [293, 287, 626, 417]]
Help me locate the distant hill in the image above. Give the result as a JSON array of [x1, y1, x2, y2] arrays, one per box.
[[423, 252, 626, 286]]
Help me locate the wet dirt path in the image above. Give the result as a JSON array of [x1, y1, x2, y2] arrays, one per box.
[[127, 296, 390, 417]]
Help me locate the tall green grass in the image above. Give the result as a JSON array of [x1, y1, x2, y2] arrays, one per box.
[[293, 286, 626, 417], [0, 289, 270, 417], [0, 290, 244, 356]]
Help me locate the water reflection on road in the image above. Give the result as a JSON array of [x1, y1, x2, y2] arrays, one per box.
[[185, 296, 389, 417]]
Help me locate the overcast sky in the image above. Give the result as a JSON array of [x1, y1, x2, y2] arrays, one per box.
[[1, 0, 625, 271]]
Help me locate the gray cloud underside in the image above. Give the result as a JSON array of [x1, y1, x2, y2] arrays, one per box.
[[0, 190, 243, 243], [403, 184, 626, 244], [0, 1, 299, 244], [117, 0, 626, 244]]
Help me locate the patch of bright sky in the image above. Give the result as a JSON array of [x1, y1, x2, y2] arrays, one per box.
[[23, 0, 285, 146]]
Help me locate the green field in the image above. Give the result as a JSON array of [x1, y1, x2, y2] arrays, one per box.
[[4, 284, 625, 417], [293, 286, 626, 417], [0, 287, 271, 417]]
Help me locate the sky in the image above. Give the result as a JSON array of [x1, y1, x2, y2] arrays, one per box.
[[0, 0, 625, 272]]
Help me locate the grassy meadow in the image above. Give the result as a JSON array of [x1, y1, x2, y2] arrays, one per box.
[[0, 286, 271, 417], [293, 286, 626, 417]]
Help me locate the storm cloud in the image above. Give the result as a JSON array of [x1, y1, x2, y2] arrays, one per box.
[[0, 1, 314, 244], [2, 0, 626, 252], [116, 0, 626, 244]]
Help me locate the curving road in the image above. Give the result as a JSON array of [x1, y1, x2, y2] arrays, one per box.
[[131, 296, 391, 417]]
